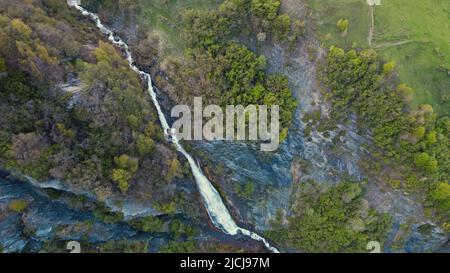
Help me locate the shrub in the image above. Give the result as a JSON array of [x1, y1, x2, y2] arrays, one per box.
[[111, 168, 132, 194], [273, 14, 291, 40], [336, 19, 349, 33], [11, 19, 32, 39], [136, 134, 155, 156], [130, 216, 165, 233], [383, 61, 396, 74], [8, 199, 29, 212]]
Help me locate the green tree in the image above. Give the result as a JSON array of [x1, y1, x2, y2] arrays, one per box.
[[165, 158, 182, 182], [114, 154, 138, 173], [0, 58, 6, 73], [383, 61, 396, 74], [11, 19, 32, 39], [131, 216, 165, 233], [251, 0, 281, 21], [426, 158, 438, 173], [396, 84, 414, 103], [136, 134, 155, 156], [94, 41, 125, 65], [414, 152, 430, 168], [111, 154, 139, 193], [429, 183, 450, 213], [126, 114, 140, 129], [243, 180, 255, 198], [426, 131, 437, 145], [111, 168, 132, 194], [170, 219, 197, 239], [336, 19, 349, 33], [273, 14, 291, 40], [414, 126, 426, 139], [8, 199, 29, 212]]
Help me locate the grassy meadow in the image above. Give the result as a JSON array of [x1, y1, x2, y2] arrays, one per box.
[[136, 0, 223, 50], [309, 0, 450, 115]]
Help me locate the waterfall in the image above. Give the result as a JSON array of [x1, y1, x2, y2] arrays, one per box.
[[67, 1, 279, 253]]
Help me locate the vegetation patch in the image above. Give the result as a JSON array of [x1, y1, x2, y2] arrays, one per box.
[[320, 45, 449, 223], [266, 181, 391, 252], [8, 199, 29, 213]]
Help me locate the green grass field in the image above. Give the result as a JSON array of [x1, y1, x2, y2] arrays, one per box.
[[309, 0, 370, 48], [309, 0, 450, 116], [137, 0, 223, 51]]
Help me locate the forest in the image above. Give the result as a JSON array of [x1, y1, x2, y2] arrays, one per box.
[[162, 0, 300, 140]]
